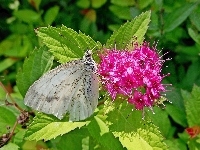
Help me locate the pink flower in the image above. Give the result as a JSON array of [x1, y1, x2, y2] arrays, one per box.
[[98, 42, 169, 110]]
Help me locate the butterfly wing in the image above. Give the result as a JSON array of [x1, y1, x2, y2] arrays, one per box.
[[67, 72, 99, 121], [24, 59, 99, 121]]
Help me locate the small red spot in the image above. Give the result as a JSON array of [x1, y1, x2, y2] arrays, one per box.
[[185, 126, 200, 138], [81, 9, 90, 15]]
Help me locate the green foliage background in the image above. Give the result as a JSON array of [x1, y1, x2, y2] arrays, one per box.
[[0, 0, 200, 149]]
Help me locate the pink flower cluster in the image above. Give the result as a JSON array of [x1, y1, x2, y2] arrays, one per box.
[[98, 43, 168, 110]]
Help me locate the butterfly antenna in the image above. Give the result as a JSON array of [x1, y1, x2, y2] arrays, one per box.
[[91, 45, 98, 51], [114, 41, 117, 50]]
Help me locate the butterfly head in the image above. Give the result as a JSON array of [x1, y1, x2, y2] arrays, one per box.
[[83, 50, 97, 72], [83, 50, 92, 59]]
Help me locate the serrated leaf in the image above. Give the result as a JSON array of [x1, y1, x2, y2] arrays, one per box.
[[102, 98, 167, 149], [113, 122, 168, 150], [25, 113, 89, 141], [147, 107, 172, 137], [137, 123, 168, 150], [16, 46, 54, 97], [87, 116, 124, 149], [36, 25, 102, 63], [184, 85, 200, 126], [103, 98, 143, 132], [164, 3, 197, 32], [113, 132, 152, 150], [106, 11, 151, 50]]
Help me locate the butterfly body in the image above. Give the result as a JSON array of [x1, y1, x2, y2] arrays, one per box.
[[24, 50, 99, 121]]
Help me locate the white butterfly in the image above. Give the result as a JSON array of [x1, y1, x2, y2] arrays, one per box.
[[24, 50, 99, 121]]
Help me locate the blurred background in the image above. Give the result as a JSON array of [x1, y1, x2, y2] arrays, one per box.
[[1, 0, 200, 92], [0, 0, 200, 149]]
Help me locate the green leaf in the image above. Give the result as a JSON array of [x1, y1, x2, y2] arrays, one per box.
[[175, 45, 200, 56], [0, 143, 19, 150], [0, 87, 6, 100], [166, 103, 187, 127], [188, 139, 200, 150], [181, 62, 200, 90], [52, 128, 90, 150], [0, 58, 18, 73], [164, 3, 197, 32], [138, 0, 153, 9], [22, 140, 48, 150], [0, 34, 32, 57], [183, 85, 200, 126], [31, 0, 41, 11], [113, 131, 150, 150], [190, 11, 200, 31], [109, 5, 132, 20], [147, 107, 172, 137], [111, 0, 134, 6], [25, 113, 89, 141], [76, 0, 90, 8], [13, 130, 26, 145], [87, 116, 123, 149], [13, 9, 41, 23], [188, 27, 200, 45], [16, 46, 54, 97], [36, 25, 102, 63], [103, 98, 143, 132], [108, 24, 121, 32], [102, 99, 167, 149], [0, 107, 16, 135], [165, 139, 187, 150], [137, 123, 168, 150], [164, 88, 187, 127], [106, 11, 151, 49], [112, 122, 168, 150], [9, 23, 29, 34], [91, 0, 107, 8], [44, 6, 59, 25]]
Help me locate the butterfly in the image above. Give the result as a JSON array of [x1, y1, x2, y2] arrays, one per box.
[[24, 50, 99, 121]]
